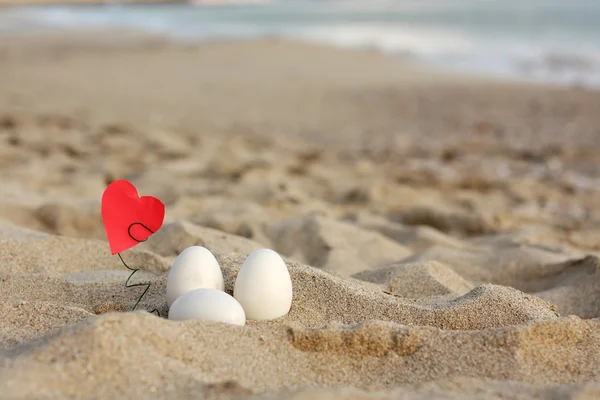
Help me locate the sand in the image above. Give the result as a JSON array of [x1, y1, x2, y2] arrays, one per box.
[[1, 33, 600, 399]]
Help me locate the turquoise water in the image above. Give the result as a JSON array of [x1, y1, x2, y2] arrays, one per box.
[[1, 0, 600, 87]]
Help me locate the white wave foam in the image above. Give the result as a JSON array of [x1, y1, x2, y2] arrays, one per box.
[[291, 24, 474, 56]]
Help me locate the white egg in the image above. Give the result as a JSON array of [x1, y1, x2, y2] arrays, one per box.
[[233, 248, 293, 321], [168, 288, 246, 325], [166, 246, 224, 307]]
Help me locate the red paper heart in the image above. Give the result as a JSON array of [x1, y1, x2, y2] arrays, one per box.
[[101, 180, 165, 255]]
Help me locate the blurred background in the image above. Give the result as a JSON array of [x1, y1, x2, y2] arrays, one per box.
[[1, 0, 600, 88]]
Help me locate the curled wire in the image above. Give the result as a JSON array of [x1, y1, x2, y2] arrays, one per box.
[[117, 222, 160, 316]]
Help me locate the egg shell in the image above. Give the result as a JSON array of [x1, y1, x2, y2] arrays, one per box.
[[166, 246, 224, 307], [168, 288, 246, 325], [233, 248, 293, 321]]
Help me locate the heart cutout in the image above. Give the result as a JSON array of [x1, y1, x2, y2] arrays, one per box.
[[101, 180, 165, 255]]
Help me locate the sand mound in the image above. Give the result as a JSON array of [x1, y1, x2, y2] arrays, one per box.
[[1, 251, 558, 344], [532, 256, 600, 318], [354, 261, 473, 298], [403, 241, 575, 286], [219, 254, 557, 330], [2, 314, 598, 399], [34, 202, 104, 238], [391, 205, 496, 236], [351, 215, 466, 251], [264, 379, 600, 400], [265, 215, 412, 275], [0, 233, 169, 275], [141, 221, 265, 257]]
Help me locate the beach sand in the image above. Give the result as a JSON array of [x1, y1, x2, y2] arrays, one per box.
[[1, 33, 600, 399]]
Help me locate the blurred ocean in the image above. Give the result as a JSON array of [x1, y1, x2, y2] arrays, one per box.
[[1, 0, 600, 87]]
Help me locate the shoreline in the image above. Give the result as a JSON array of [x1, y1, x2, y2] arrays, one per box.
[[0, 26, 593, 91], [0, 6, 599, 90]]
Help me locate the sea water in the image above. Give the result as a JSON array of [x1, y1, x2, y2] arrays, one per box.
[[1, 0, 599, 87]]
